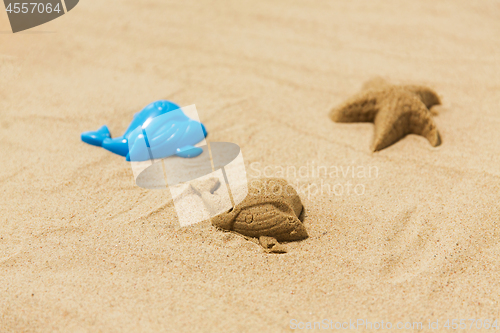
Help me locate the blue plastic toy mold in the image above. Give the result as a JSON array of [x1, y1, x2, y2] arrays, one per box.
[[81, 100, 207, 162]]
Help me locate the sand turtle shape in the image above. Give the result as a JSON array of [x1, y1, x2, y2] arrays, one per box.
[[191, 177, 308, 253]]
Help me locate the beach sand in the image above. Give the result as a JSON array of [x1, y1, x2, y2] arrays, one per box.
[[1, 0, 499, 331]]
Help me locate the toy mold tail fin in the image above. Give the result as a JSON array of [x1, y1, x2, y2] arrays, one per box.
[[81, 125, 111, 147]]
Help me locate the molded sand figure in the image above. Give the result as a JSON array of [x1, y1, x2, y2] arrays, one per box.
[[81, 100, 207, 161], [330, 78, 442, 151], [190, 177, 307, 253]]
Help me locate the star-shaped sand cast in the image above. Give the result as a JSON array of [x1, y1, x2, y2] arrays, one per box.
[[330, 78, 442, 151]]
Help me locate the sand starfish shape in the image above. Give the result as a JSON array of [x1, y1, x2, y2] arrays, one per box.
[[330, 78, 442, 151]]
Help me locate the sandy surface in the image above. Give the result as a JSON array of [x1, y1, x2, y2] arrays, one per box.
[[1, 0, 500, 332]]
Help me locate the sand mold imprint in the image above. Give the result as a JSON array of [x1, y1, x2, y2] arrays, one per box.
[[330, 78, 442, 151], [191, 177, 308, 253]]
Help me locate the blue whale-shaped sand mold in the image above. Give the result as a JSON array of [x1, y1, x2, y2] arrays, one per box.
[[81, 100, 207, 162]]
